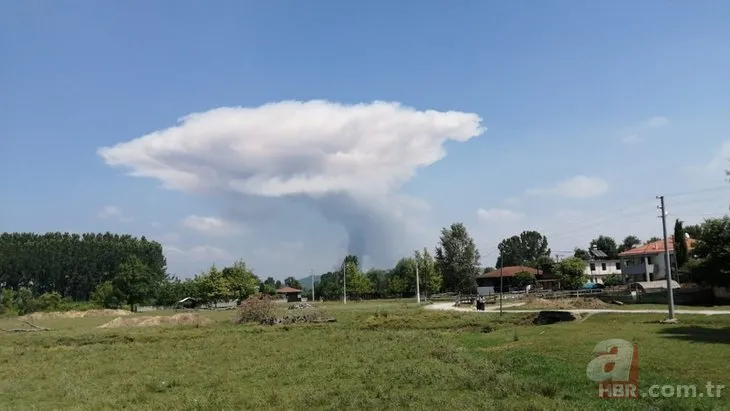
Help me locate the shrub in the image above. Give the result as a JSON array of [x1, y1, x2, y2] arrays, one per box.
[[91, 281, 124, 309], [234, 295, 282, 324], [36, 292, 63, 311]]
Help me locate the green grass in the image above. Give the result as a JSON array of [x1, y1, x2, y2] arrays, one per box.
[[1, 301, 729, 410]]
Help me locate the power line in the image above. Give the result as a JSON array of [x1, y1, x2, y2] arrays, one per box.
[[663, 185, 730, 198]]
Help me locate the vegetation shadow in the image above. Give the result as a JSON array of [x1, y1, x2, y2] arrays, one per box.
[[658, 326, 730, 344]]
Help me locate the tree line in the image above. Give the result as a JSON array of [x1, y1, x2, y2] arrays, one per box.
[[1, 215, 728, 314]]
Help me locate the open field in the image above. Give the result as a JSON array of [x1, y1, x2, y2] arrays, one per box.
[[1, 301, 729, 410]]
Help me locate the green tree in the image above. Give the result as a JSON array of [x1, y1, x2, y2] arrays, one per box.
[[91, 281, 123, 308], [435, 223, 480, 294], [0, 232, 167, 301], [155, 277, 185, 307], [512, 271, 536, 288], [197, 265, 229, 306], [554, 257, 588, 290], [347, 270, 373, 299], [223, 260, 260, 302], [415, 248, 443, 297], [366, 269, 390, 298], [113, 256, 155, 311], [284, 276, 302, 289], [617, 235, 641, 253], [344, 254, 359, 269], [530, 255, 555, 276], [0, 289, 14, 314], [496, 231, 550, 267], [673, 219, 689, 269], [687, 216, 730, 287], [13, 287, 37, 315], [647, 236, 662, 243], [573, 248, 591, 260], [259, 277, 277, 294], [589, 235, 619, 259]]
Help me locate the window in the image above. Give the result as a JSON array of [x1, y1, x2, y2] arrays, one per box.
[[646, 256, 653, 265], [616, 262, 621, 270], [601, 262, 607, 271], [590, 263, 596, 271]]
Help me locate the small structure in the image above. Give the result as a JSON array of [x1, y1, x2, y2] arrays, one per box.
[[276, 286, 302, 303], [630, 280, 680, 293], [476, 266, 545, 295], [174, 297, 200, 309]]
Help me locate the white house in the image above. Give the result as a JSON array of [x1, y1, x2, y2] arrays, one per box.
[[618, 236, 695, 284], [583, 246, 622, 284], [584, 259, 623, 283]]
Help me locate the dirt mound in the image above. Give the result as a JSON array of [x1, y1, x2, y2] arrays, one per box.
[[522, 298, 608, 310], [22, 309, 131, 321], [98, 313, 213, 329]]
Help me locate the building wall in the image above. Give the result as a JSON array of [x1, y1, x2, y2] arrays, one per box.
[[621, 252, 676, 282], [477, 286, 495, 296], [583, 259, 622, 283]]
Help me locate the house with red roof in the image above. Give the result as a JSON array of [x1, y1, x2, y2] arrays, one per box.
[[618, 236, 696, 284]]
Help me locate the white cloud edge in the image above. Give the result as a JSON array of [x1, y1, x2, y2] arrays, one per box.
[[182, 215, 244, 236]]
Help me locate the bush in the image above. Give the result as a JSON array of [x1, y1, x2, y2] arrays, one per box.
[[14, 287, 37, 315], [36, 292, 63, 311], [602, 274, 623, 287], [0, 289, 15, 315], [234, 295, 282, 324], [91, 281, 124, 309]]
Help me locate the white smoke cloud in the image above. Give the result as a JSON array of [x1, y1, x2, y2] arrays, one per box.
[[98, 100, 485, 265]]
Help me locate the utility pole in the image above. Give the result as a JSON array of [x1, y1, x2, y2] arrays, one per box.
[[342, 261, 347, 305], [311, 269, 315, 301], [657, 196, 676, 322], [499, 251, 504, 316], [415, 251, 421, 304]]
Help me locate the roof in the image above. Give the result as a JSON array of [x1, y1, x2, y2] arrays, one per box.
[[632, 280, 680, 290], [589, 247, 608, 259], [479, 266, 541, 279], [276, 286, 302, 293], [618, 236, 696, 257]]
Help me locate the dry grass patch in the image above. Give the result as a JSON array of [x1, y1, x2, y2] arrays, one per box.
[[98, 313, 213, 329], [520, 298, 608, 310], [21, 309, 131, 321]]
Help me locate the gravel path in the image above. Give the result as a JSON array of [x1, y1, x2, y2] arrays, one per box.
[[424, 302, 730, 315]]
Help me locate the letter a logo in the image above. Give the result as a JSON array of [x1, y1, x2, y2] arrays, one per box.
[[586, 339, 638, 383]]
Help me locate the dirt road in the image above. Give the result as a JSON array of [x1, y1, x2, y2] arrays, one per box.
[[424, 302, 730, 315]]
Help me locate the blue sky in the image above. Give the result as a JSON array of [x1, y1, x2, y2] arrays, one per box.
[[2, 1, 729, 279]]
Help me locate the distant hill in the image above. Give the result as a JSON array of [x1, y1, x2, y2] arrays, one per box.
[[297, 274, 321, 290]]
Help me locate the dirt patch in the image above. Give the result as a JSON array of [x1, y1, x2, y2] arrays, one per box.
[[98, 313, 213, 329], [22, 309, 131, 321], [520, 298, 608, 310]]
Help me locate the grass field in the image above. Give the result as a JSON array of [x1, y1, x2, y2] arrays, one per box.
[[1, 301, 729, 410]]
